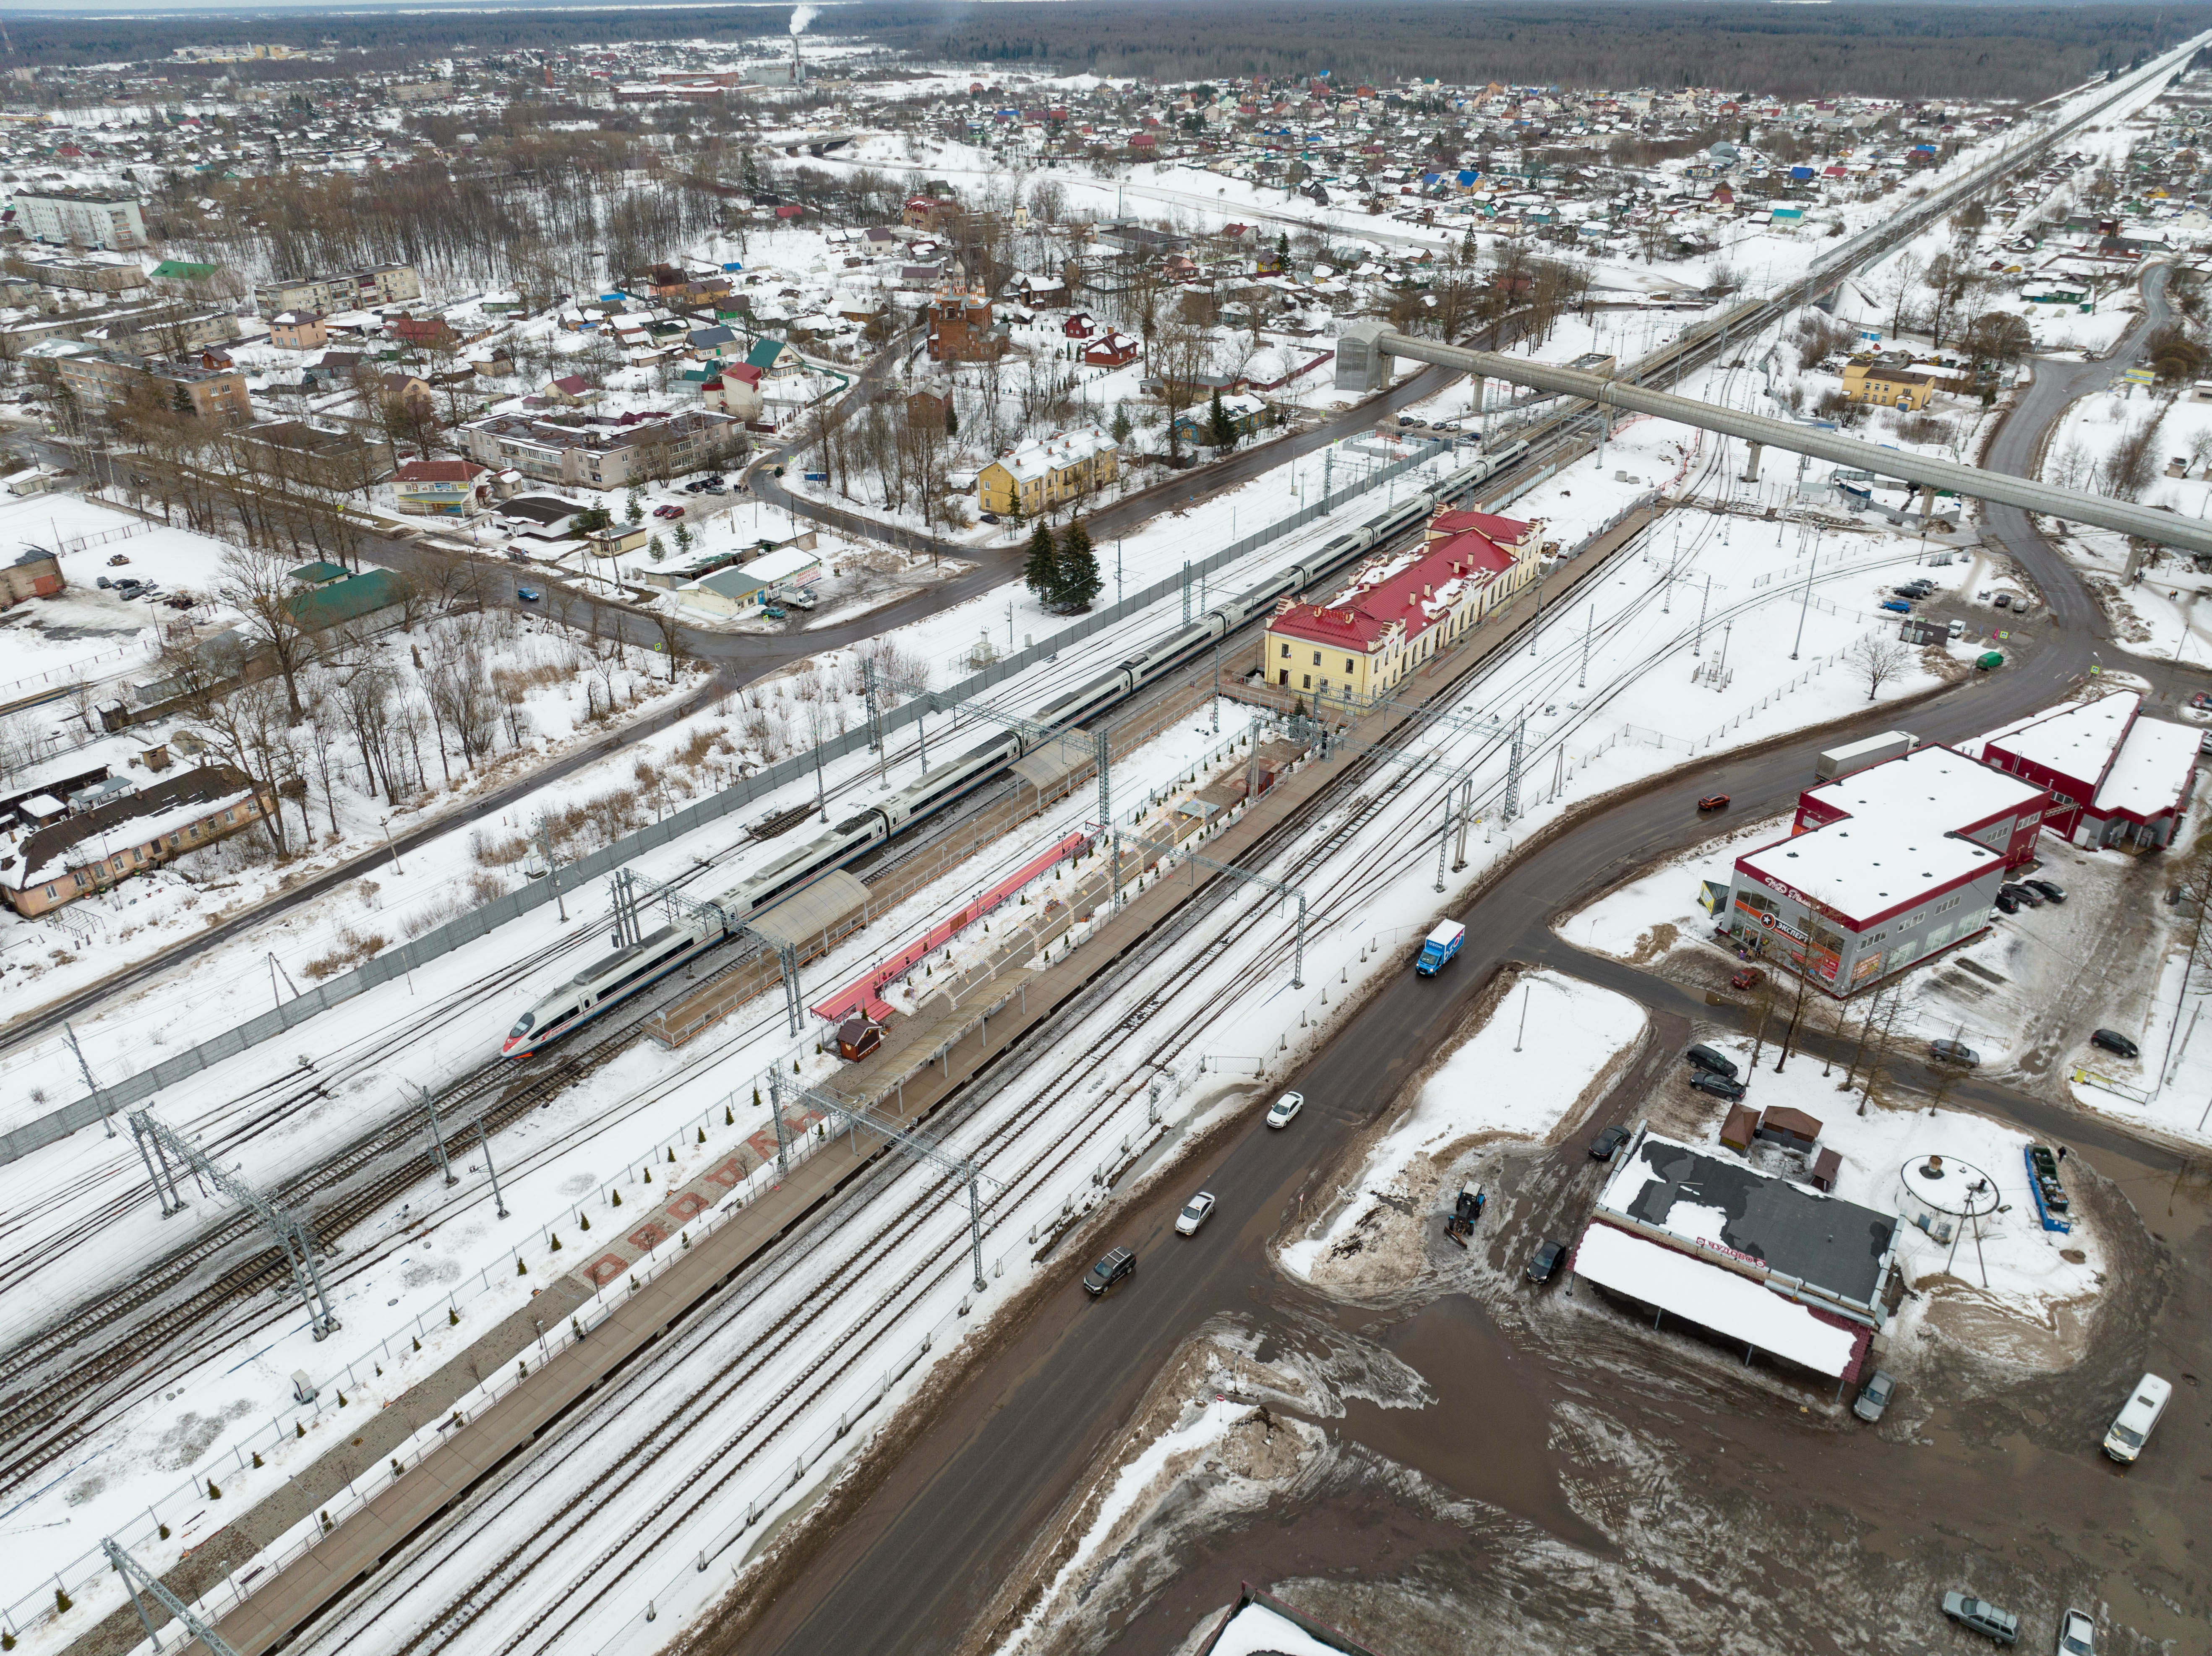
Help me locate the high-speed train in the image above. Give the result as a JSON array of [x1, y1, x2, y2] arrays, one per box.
[[502, 440, 1532, 1058]]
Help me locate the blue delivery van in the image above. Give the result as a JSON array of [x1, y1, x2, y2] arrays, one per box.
[[1416, 921, 1465, 976]]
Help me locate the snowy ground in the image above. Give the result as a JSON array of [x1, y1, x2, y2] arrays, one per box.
[[1277, 969, 1648, 1291]]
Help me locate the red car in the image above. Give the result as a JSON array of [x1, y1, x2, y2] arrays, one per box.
[[1730, 966, 1765, 991], [652, 504, 686, 520], [1698, 794, 1730, 812]]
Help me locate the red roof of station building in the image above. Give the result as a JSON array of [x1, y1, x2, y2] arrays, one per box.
[[1427, 508, 1536, 549], [1270, 511, 1532, 651]]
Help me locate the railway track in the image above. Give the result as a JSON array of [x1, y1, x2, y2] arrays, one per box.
[[294, 419, 1763, 1656]]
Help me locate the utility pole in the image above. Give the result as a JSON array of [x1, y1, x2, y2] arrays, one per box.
[[1790, 533, 1817, 661], [63, 1018, 114, 1137], [128, 1111, 340, 1340], [1578, 603, 1593, 688], [106, 1537, 240, 1656], [1694, 573, 1711, 656], [417, 1084, 457, 1186], [535, 814, 567, 924], [475, 1117, 509, 1219], [1502, 711, 1526, 822]]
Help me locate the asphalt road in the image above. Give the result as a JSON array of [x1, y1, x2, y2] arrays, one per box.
[[722, 276, 2212, 1656]]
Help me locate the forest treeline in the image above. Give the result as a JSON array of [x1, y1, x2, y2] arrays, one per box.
[[10, 0, 2210, 104]]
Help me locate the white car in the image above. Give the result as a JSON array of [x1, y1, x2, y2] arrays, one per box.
[[1175, 1192, 1216, 1235], [2057, 1609, 2095, 1656], [1265, 1092, 1304, 1129]]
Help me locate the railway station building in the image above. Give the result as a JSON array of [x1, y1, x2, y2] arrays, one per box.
[[1262, 507, 1542, 706]]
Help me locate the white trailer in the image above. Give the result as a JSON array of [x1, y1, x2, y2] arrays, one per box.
[[1814, 731, 1914, 782]]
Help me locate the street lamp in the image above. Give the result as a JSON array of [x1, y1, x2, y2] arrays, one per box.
[[380, 816, 403, 875]]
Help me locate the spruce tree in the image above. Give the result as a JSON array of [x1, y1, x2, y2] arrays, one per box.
[[1054, 520, 1103, 612], [1023, 522, 1059, 606], [1208, 385, 1236, 450], [944, 400, 958, 438], [1110, 403, 1132, 445]]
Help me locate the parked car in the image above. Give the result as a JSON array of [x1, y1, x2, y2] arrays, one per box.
[[1526, 1239, 1567, 1283], [1697, 794, 1730, 812], [1690, 1069, 1748, 1101], [1083, 1246, 1136, 1297], [2091, 1028, 2140, 1059], [780, 589, 818, 610], [105, 552, 130, 567], [2103, 1372, 2173, 1463], [1396, 414, 1419, 427], [1948, 618, 1966, 640], [2024, 879, 2066, 903], [1994, 890, 2020, 914], [1893, 583, 1929, 598], [516, 587, 542, 602], [1684, 1043, 1740, 1080], [1265, 1091, 1305, 1128], [979, 511, 1000, 523], [1589, 1125, 1630, 1161], [652, 504, 685, 519], [1174, 1192, 1216, 1236], [1993, 591, 2013, 609], [2191, 690, 2211, 711], [1881, 599, 1913, 614], [2056, 1608, 2096, 1656], [1930, 1039, 1980, 1067], [1853, 1369, 1897, 1422], [94, 575, 112, 588], [1729, 965, 1765, 992], [762, 605, 788, 621], [2000, 882, 2045, 907], [1941, 1592, 2020, 1645]]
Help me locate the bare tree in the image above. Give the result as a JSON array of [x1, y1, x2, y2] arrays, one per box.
[[216, 545, 322, 721], [1848, 634, 1911, 701]]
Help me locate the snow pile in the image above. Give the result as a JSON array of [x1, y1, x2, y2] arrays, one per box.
[[1279, 970, 1646, 1289], [1201, 1600, 1356, 1656]]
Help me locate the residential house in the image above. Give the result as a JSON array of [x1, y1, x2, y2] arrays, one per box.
[[394, 458, 493, 517], [1841, 355, 1938, 411], [374, 372, 437, 416], [1262, 509, 1542, 705], [537, 374, 600, 407], [268, 311, 328, 351], [1083, 331, 1140, 367], [701, 363, 765, 421], [389, 315, 457, 352], [461, 408, 743, 491], [744, 337, 807, 380], [687, 324, 738, 360], [55, 352, 251, 422], [0, 764, 276, 917], [975, 428, 1119, 516], [15, 190, 148, 250], [927, 289, 1003, 363], [1171, 390, 1268, 444], [253, 263, 421, 317]]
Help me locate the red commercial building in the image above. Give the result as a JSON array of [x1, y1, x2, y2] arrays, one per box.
[[1962, 690, 2199, 851]]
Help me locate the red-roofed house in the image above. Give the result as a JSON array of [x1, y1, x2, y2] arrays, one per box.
[[394, 458, 492, 516], [1262, 507, 1543, 703]]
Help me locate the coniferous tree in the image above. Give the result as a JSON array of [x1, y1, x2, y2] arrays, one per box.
[[1208, 385, 1236, 449], [1023, 522, 1059, 606], [1054, 519, 1103, 612], [1111, 403, 1132, 445]]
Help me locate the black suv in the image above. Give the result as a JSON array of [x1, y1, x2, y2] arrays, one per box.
[[1527, 1239, 1568, 1283], [1084, 1247, 1136, 1297]]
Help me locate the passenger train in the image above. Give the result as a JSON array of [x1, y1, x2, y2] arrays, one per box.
[[501, 440, 1532, 1059]]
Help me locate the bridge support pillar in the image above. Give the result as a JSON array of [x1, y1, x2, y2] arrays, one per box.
[[1740, 441, 1763, 484]]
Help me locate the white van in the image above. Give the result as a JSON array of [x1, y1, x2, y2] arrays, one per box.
[[2102, 1372, 2172, 1463]]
